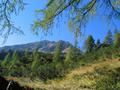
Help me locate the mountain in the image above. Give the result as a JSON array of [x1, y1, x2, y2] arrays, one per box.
[[0, 40, 73, 53]]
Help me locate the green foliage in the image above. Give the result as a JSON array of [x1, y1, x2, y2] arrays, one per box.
[[36, 62, 65, 81], [104, 30, 113, 45], [0, 0, 120, 42], [9, 50, 19, 70], [31, 50, 40, 71], [53, 42, 62, 62], [1, 53, 11, 67], [1, 30, 120, 82], [0, 0, 25, 41], [24, 49, 29, 58], [32, 0, 120, 40], [113, 30, 120, 47], [95, 39, 101, 49], [85, 35, 95, 52], [65, 46, 76, 67], [95, 67, 120, 90]]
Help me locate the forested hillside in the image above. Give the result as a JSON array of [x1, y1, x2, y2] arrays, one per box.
[[0, 0, 120, 90], [0, 30, 120, 89]]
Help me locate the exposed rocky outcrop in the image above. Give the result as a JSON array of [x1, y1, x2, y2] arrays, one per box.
[[0, 40, 72, 53]]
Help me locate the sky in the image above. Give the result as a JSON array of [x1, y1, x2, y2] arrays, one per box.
[[0, 0, 120, 49]]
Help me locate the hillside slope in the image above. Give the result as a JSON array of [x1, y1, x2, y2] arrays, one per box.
[[6, 58, 120, 90], [0, 40, 72, 53]]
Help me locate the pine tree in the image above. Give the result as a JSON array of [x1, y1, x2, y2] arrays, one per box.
[[31, 50, 40, 71], [9, 50, 19, 70], [65, 46, 75, 67], [1, 53, 11, 67], [113, 30, 120, 47], [24, 49, 29, 58], [104, 30, 113, 45], [53, 42, 62, 62], [96, 39, 101, 49], [85, 35, 95, 52]]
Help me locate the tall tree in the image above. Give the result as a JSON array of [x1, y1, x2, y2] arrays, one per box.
[[9, 50, 19, 70], [85, 35, 95, 52], [96, 39, 101, 47], [53, 42, 62, 62], [24, 49, 29, 58], [104, 30, 113, 45], [113, 30, 120, 47], [65, 46, 75, 63], [1, 53, 11, 67], [31, 50, 40, 71]]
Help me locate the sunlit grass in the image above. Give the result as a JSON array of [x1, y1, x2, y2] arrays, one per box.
[[6, 58, 120, 90]]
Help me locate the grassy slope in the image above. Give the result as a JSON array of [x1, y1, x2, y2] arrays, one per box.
[[6, 58, 120, 90]]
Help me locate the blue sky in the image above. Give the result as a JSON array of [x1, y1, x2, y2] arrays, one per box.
[[0, 0, 119, 49]]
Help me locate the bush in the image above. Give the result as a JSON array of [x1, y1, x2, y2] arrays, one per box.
[[95, 67, 120, 90], [37, 62, 65, 81]]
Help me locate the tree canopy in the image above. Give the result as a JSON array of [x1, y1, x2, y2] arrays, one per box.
[[0, 0, 25, 41], [33, 0, 120, 33], [85, 35, 95, 52], [113, 30, 120, 47], [53, 42, 62, 62], [104, 30, 113, 45], [0, 0, 120, 40]]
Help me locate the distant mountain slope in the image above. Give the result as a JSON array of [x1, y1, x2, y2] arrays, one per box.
[[0, 40, 72, 53]]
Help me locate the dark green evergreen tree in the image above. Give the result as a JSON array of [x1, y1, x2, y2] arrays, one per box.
[[31, 50, 40, 72], [1, 53, 11, 68], [24, 49, 29, 58], [9, 50, 19, 70], [65, 46, 75, 64], [104, 30, 113, 45], [85, 35, 95, 52], [95, 39, 101, 49], [113, 30, 120, 47], [53, 42, 62, 62]]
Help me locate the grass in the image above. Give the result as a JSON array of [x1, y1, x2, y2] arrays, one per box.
[[6, 58, 120, 90]]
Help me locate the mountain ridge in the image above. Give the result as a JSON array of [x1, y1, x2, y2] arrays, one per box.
[[0, 40, 73, 53]]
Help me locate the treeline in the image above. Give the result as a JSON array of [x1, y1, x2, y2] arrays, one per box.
[[0, 43, 81, 81], [0, 30, 120, 81], [85, 30, 120, 52], [82, 30, 120, 62]]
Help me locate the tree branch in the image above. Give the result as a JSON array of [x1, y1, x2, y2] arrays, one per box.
[[48, 0, 77, 20], [108, 0, 120, 15]]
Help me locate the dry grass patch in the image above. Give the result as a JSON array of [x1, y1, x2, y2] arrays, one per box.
[[6, 58, 120, 90]]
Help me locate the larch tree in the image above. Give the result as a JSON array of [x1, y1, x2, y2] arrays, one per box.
[[53, 42, 62, 62], [0, 0, 25, 41], [0, 0, 120, 41], [65, 46, 76, 67], [32, 0, 120, 36]]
